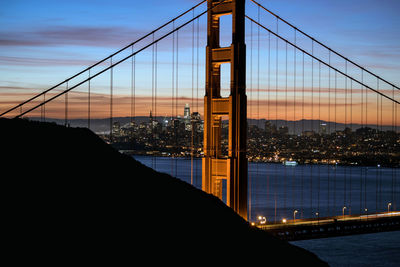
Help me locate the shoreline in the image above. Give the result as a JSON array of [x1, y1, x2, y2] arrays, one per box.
[[121, 151, 400, 168]]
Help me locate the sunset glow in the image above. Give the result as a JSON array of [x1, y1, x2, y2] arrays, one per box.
[[1, 0, 399, 126]]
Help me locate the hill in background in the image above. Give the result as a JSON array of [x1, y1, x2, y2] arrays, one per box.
[[1, 118, 328, 265]]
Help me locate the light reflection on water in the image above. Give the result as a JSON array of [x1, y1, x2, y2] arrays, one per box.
[[133, 155, 399, 222]]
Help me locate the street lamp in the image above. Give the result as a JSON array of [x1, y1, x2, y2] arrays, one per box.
[[388, 203, 392, 213], [257, 215, 267, 225], [364, 208, 368, 220], [282, 218, 287, 224], [293, 210, 298, 223], [315, 212, 320, 225], [342, 206, 347, 219]]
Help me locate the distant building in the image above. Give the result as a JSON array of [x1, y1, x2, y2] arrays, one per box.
[[319, 123, 327, 135], [184, 103, 190, 119], [184, 103, 191, 131], [265, 121, 277, 135], [112, 121, 121, 137], [191, 112, 201, 132], [302, 130, 314, 137], [278, 126, 288, 135]]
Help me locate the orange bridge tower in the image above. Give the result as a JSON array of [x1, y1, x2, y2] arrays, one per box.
[[202, 0, 247, 220]]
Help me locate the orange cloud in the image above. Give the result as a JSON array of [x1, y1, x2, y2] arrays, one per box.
[[1, 88, 398, 126]]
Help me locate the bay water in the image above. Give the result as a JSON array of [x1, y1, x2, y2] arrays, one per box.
[[134, 155, 399, 266]]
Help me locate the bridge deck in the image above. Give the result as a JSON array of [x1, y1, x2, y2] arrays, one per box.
[[256, 212, 400, 241]]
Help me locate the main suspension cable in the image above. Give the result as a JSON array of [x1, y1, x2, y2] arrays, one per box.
[[249, 0, 400, 91], [1, 0, 208, 118], [245, 15, 399, 104]]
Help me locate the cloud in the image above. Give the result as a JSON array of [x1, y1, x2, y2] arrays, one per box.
[[0, 56, 97, 67], [0, 26, 146, 48], [2, 87, 393, 123]]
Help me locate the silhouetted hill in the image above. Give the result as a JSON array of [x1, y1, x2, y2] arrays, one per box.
[[1, 118, 328, 265]]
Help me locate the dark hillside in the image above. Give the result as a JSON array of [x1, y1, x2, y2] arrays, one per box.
[[1, 118, 328, 265]]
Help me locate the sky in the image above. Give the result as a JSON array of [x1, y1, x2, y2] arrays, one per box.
[[0, 0, 399, 125]]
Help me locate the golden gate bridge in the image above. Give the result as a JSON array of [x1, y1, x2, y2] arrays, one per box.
[[1, 0, 399, 239]]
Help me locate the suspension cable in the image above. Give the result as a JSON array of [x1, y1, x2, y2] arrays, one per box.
[[0, 0, 208, 118], [15, 2, 219, 118], [249, 0, 400, 91], [245, 15, 399, 105]]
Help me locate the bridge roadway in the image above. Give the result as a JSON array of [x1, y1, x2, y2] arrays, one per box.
[[255, 212, 400, 241]]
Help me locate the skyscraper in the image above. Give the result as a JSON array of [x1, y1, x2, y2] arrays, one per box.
[[184, 103, 191, 131], [184, 103, 190, 119]]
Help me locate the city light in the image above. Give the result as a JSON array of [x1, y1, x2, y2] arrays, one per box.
[[257, 215, 267, 225]]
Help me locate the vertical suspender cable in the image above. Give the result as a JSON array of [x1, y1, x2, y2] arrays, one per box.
[[175, 29, 179, 177], [360, 69, 363, 214], [392, 86, 395, 209], [131, 45, 135, 147], [191, 10, 195, 186], [318, 61, 321, 215], [310, 40, 314, 217], [301, 51, 305, 218], [349, 80, 353, 215], [249, 18, 253, 221], [110, 57, 113, 143], [65, 82, 68, 127], [364, 71, 368, 211], [334, 70, 337, 214], [196, 16, 200, 113], [152, 34, 155, 170], [267, 30, 271, 220], [344, 60, 347, 212], [376, 78, 379, 213], [379, 84, 383, 211], [328, 51, 331, 217], [256, 7, 260, 217], [171, 21, 175, 177], [274, 17, 279, 223], [350, 78, 353, 214], [88, 69, 91, 129], [134, 51, 136, 136], [284, 41, 287, 213], [196, 16, 200, 186], [41, 93, 45, 122], [394, 86, 397, 211], [293, 29, 297, 213], [155, 41, 158, 169]]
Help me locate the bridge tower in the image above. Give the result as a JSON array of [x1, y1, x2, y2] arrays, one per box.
[[202, 0, 247, 220]]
